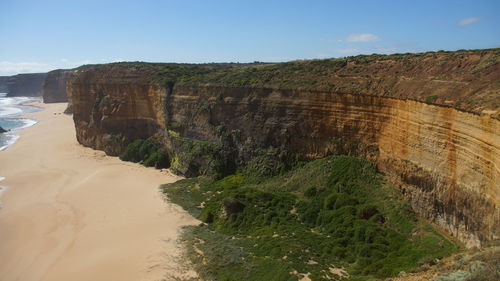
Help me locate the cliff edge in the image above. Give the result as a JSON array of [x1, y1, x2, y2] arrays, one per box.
[[42, 69, 73, 103], [67, 49, 500, 248]]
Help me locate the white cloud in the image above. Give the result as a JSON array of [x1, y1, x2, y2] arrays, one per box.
[[457, 17, 480, 26], [0, 61, 54, 76], [345, 33, 381, 42], [0, 59, 92, 76]]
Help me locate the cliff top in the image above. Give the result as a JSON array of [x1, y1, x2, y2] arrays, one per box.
[[75, 48, 500, 114]]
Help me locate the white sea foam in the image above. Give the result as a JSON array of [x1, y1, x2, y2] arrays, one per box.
[[0, 96, 32, 106], [0, 95, 41, 151], [0, 106, 23, 117], [0, 119, 37, 151], [15, 118, 37, 130], [0, 132, 19, 151], [0, 178, 5, 208]]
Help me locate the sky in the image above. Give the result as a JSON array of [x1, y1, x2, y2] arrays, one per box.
[[0, 0, 499, 75]]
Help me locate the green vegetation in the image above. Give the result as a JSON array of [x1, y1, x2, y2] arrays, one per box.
[[82, 48, 499, 94], [470, 51, 500, 73], [401, 244, 500, 281], [425, 95, 439, 104], [162, 156, 458, 281], [144, 58, 349, 90], [167, 132, 236, 179], [119, 137, 169, 168]]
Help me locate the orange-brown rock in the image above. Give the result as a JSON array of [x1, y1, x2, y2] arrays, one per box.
[[166, 86, 499, 248], [67, 50, 499, 248], [68, 65, 167, 155], [42, 69, 74, 103]]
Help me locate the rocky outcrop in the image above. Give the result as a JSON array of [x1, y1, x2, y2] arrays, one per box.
[[5, 73, 47, 97], [67, 50, 500, 248], [69, 65, 166, 155], [0, 126, 7, 133], [42, 69, 73, 103]]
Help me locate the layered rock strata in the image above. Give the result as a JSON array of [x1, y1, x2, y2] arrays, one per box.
[[69, 65, 166, 155], [67, 51, 499, 248], [69, 84, 500, 248]]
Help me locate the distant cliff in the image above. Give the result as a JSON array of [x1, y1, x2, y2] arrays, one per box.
[[1, 70, 72, 100], [42, 69, 73, 103], [67, 48, 500, 248], [5, 73, 47, 97], [0, 76, 9, 93]]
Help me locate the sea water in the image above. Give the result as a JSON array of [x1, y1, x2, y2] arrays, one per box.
[[0, 93, 41, 151], [0, 93, 41, 204]]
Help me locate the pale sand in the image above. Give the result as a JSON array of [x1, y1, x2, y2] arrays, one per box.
[[0, 103, 199, 281]]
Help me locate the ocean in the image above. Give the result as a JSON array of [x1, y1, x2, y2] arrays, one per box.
[[0, 93, 41, 151], [0, 93, 41, 201]]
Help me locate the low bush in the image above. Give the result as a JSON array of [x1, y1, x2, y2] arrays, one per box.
[[119, 137, 169, 169], [425, 95, 439, 104], [162, 155, 458, 280]]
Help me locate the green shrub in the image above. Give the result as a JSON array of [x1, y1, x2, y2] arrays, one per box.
[[143, 150, 169, 168], [162, 155, 459, 280], [425, 95, 439, 104], [119, 139, 144, 162], [119, 137, 169, 169]]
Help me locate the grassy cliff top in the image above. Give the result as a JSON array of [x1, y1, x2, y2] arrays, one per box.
[[76, 48, 500, 113]]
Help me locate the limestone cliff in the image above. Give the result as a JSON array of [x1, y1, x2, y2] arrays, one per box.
[[42, 69, 73, 103], [5, 73, 47, 97], [165, 86, 499, 248], [69, 64, 166, 155], [67, 49, 499, 248]]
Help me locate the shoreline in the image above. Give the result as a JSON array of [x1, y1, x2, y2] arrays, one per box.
[[0, 102, 199, 281], [0, 96, 42, 151]]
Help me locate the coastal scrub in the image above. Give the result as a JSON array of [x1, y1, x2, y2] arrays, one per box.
[[161, 156, 458, 281]]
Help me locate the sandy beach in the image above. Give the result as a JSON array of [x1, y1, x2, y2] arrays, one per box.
[[0, 102, 198, 281]]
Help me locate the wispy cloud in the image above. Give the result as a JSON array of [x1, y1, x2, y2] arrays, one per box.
[[0, 59, 92, 76], [457, 17, 480, 27], [345, 33, 381, 43], [0, 61, 54, 76]]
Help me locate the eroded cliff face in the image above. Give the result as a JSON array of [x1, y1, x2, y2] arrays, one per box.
[[5, 73, 47, 97], [166, 86, 499, 248], [68, 65, 167, 155], [67, 52, 499, 248], [43, 69, 73, 103]]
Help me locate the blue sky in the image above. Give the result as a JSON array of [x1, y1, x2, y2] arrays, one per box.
[[0, 0, 499, 75]]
